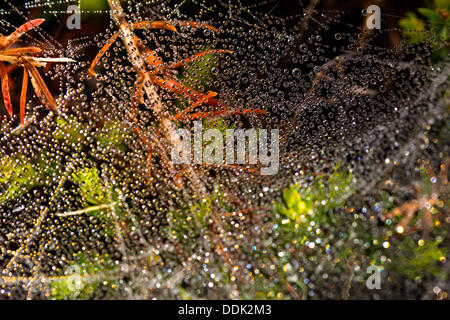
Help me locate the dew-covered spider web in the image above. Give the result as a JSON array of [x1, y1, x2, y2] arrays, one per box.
[[0, 0, 449, 299]]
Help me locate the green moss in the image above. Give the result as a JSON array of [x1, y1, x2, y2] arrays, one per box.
[[96, 120, 127, 151], [54, 116, 85, 144], [71, 167, 108, 206], [178, 46, 217, 94], [0, 156, 36, 201], [172, 47, 225, 118], [400, 0, 450, 61], [70, 166, 122, 236], [166, 189, 229, 243], [0, 152, 60, 202]]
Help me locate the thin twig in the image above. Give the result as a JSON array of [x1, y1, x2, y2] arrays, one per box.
[[56, 202, 117, 217], [107, 0, 173, 131]]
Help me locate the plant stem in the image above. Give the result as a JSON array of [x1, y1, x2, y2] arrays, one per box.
[[106, 1, 242, 295], [106, 0, 207, 192]]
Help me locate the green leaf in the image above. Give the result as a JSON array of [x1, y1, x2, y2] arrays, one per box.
[[399, 13, 427, 44], [441, 25, 449, 40], [97, 120, 127, 151], [282, 186, 301, 209]]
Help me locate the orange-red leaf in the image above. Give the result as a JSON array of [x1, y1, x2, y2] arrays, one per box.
[[20, 68, 28, 125], [132, 20, 178, 33], [2, 19, 45, 49], [0, 47, 42, 56], [88, 33, 119, 76]]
